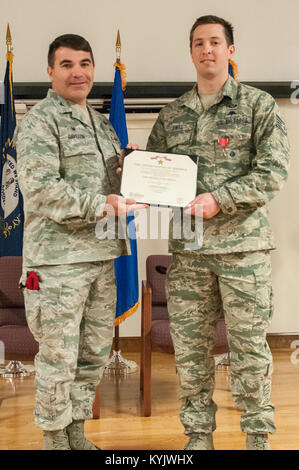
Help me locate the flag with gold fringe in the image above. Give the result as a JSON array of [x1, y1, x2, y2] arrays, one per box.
[[0, 44, 24, 257], [110, 61, 139, 326], [229, 59, 239, 80]]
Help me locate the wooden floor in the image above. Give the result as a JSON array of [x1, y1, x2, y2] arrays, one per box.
[[0, 349, 298, 450]]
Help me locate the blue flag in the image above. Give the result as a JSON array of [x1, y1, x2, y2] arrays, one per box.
[[229, 59, 238, 79], [0, 53, 23, 257], [109, 64, 139, 325]]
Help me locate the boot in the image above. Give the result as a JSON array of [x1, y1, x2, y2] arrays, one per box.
[[43, 429, 72, 450], [246, 433, 271, 450], [66, 420, 100, 450], [184, 433, 214, 450]]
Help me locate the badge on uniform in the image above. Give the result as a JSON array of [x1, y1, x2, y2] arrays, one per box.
[[218, 137, 229, 157], [218, 137, 229, 148]]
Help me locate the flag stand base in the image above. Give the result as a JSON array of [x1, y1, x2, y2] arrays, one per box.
[[0, 360, 35, 378], [104, 350, 138, 375]]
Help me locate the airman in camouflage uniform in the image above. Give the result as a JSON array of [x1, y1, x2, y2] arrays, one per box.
[[14, 34, 144, 450], [147, 16, 289, 450]]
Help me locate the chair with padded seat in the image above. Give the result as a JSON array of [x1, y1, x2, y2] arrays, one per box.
[[0, 256, 39, 362]]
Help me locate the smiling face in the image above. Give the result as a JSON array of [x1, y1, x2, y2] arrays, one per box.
[[190, 23, 235, 82], [47, 47, 95, 106]]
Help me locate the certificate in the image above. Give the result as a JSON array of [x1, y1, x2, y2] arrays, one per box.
[[120, 149, 197, 207]]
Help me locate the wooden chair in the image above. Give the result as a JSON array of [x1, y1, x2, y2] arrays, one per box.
[[92, 387, 100, 419], [140, 254, 229, 417]]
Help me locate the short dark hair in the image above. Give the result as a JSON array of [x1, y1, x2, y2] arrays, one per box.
[[48, 34, 95, 67], [189, 15, 234, 48]]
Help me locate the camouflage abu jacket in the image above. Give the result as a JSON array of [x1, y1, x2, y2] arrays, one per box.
[[147, 76, 290, 254], [15, 89, 129, 266]]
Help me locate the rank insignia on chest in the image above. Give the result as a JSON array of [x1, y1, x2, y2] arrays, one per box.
[[218, 137, 229, 148]]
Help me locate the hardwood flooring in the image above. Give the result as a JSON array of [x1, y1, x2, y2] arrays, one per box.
[[0, 349, 298, 450]]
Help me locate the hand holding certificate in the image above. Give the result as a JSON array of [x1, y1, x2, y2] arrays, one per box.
[[120, 150, 198, 207]]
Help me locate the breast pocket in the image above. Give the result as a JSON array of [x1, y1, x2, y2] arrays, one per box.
[[213, 131, 253, 180], [60, 141, 100, 188], [61, 149, 85, 166], [166, 123, 195, 153], [60, 137, 91, 166], [60, 147, 88, 186]]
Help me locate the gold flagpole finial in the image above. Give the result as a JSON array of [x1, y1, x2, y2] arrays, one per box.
[[6, 24, 12, 53], [116, 30, 121, 64], [114, 30, 126, 91]]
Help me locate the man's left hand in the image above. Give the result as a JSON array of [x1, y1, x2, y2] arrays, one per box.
[[185, 193, 220, 219]]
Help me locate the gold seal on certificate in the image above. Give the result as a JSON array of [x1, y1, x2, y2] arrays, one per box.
[[121, 149, 197, 207]]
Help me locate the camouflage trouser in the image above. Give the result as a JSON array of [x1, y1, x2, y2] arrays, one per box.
[[166, 250, 275, 435], [21, 261, 116, 431]]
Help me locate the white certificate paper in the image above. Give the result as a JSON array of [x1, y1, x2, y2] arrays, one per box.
[[120, 150, 197, 207]]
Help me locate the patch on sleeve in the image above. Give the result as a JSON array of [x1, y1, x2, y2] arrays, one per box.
[[276, 114, 287, 136]]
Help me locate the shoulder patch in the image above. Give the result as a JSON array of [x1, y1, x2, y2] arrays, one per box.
[[276, 114, 287, 136]]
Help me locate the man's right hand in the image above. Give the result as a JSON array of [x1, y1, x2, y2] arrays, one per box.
[[104, 194, 148, 216]]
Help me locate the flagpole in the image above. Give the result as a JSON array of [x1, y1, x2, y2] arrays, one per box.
[[104, 31, 138, 376], [0, 24, 33, 379], [114, 23, 120, 358]]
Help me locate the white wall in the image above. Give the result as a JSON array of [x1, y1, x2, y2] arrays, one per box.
[[269, 99, 299, 333], [0, 0, 299, 82]]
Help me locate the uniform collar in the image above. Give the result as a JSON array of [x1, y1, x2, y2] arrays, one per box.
[[183, 75, 238, 112], [222, 74, 238, 102], [47, 88, 93, 127]]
